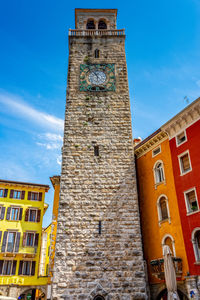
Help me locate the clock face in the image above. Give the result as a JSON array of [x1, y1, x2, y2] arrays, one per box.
[[88, 70, 107, 85], [79, 64, 116, 92]]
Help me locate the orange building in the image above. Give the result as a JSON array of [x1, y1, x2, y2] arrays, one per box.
[[135, 129, 189, 299]]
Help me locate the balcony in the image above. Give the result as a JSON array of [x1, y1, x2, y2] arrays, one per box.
[[69, 29, 125, 37], [1, 246, 37, 258], [150, 257, 182, 280]]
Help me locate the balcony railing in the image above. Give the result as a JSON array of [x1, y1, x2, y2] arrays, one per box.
[[69, 29, 125, 37], [150, 257, 182, 280], [1, 246, 37, 256]]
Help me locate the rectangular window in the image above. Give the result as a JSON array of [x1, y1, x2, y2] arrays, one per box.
[[10, 190, 25, 200], [179, 151, 192, 175], [185, 188, 199, 213], [152, 146, 161, 157], [6, 232, 16, 252], [10, 207, 20, 221], [94, 145, 99, 156], [26, 233, 35, 247], [19, 261, 35, 276], [176, 131, 187, 146], [0, 189, 8, 198], [29, 209, 37, 222], [1, 260, 16, 275]]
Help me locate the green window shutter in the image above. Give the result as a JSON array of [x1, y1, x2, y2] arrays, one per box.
[[4, 189, 8, 197], [1, 232, 8, 252], [21, 191, 25, 200], [34, 233, 39, 247], [31, 261, 36, 276], [37, 210, 41, 222], [18, 261, 23, 275], [0, 207, 5, 220], [19, 208, 23, 220], [14, 232, 21, 252], [0, 260, 3, 275], [10, 190, 14, 198], [11, 261, 17, 275], [28, 192, 31, 200], [6, 207, 11, 220], [39, 192, 42, 201]]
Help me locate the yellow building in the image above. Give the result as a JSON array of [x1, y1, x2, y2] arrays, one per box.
[[49, 176, 60, 282], [0, 179, 49, 300], [135, 129, 189, 299]]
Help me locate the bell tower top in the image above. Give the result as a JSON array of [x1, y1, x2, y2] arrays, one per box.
[[75, 8, 118, 30]]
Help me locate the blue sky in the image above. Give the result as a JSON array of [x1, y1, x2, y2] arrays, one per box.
[[0, 0, 200, 226]]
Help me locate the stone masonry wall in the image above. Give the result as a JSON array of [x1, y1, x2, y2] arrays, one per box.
[[52, 35, 147, 300]]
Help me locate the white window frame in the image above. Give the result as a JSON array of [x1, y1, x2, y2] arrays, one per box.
[[162, 234, 176, 257], [176, 130, 187, 147], [28, 209, 38, 222], [21, 260, 33, 276], [178, 150, 192, 176], [157, 194, 171, 225], [152, 146, 161, 157], [0, 189, 6, 198], [153, 160, 165, 186], [25, 232, 36, 247], [191, 228, 200, 263], [184, 187, 199, 215], [6, 231, 17, 252], [13, 190, 22, 199], [2, 260, 15, 276], [30, 192, 39, 201], [10, 207, 20, 221]]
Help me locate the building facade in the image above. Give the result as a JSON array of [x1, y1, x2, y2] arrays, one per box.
[[52, 9, 147, 300], [0, 179, 49, 300], [162, 97, 200, 298], [135, 97, 200, 300], [135, 131, 189, 299]]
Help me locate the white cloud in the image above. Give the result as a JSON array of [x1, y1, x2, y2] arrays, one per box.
[[56, 155, 62, 166], [0, 91, 64, 131], [196, 80, 200, 87]]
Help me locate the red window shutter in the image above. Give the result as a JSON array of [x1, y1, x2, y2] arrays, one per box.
[[21, 191, 25, 200], [0, 207, 5, 220], [34, 233, 39, 247], [28, 192, 31, 200], [25, 209, 29, 221], [14, 232, 21, 252], [31, 261, 36, 276], [1, 232, 8, 253], [10, 190, 14, 198], [4, 189, 8, 197], [39, 192, 42, 201], [23, 232, 26, 246], [19, 208, 23, 220], [6, 207, 11, 220], [11, 261, 17, 275], [18, 261, 23, 275], [0, 260, 3, 275], [37, 210, 41, 223]]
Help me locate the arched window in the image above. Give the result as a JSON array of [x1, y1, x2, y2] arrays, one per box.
[[162, 234, 176, 256], [154, 161, 165, 184], [192, 228, 200, 262], [98, 20, 107, 29], [94, 49, 100, 58], [86, 19, 95, 29], [160, 197, 168, 220]]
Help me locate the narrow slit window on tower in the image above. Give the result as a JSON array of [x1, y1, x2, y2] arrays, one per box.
[[94, 145, 99, 156], [98, 220, 102, 235], [94, 49, 100, 58]]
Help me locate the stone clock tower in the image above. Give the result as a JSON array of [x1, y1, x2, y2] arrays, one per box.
[[52, 9, 147, 300]]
